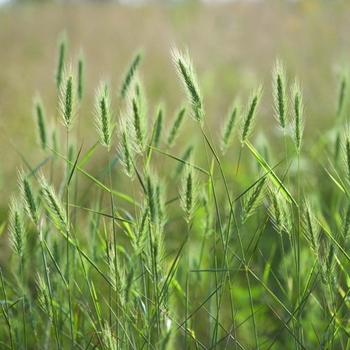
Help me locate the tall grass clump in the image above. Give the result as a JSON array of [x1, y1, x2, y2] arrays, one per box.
[[1, 36, 350, 350]]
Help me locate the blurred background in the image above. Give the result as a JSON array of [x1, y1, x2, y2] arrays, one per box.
[[0, 0, 349, 217]]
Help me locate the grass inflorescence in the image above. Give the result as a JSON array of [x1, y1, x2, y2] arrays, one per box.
[[1, 37, 350, 350]]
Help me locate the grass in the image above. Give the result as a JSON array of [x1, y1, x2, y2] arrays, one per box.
[[0, 29, 350, 349]]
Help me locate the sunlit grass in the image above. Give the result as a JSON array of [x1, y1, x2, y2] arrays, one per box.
[[0, 31, 350, 349]]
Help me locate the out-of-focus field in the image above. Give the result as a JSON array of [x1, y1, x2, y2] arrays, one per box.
[[0, 0, 349, 212]]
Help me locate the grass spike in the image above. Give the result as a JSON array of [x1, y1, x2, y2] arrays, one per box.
[[18, 169, 39, 228], [34, 96, 47, 151], [55, 32, 67, 90], [94, 80, 112, 150], [240, 83, 263, 143], [8, 196, 26, 257], [180, 163, 198, 223], [301, 198, 321, 255], [36, 273, 53, 323], [341, 130, 350, 183], [166, 106, 186, 149], [120, 51, 142, 99], [117, 118, 135, 179], [336, 74, 347, 117], [341, 204, 350, 242], [153, 106, 163, 148], [39, 174, 68, 231], [172, 46, 204, 125], [58, 65, 78, 130], [272, 57, 288, 129], [77, 51, 84, 101], [220, 100, 240, 154], [291, 78, 305, 153], [241, 176, 267, 224]]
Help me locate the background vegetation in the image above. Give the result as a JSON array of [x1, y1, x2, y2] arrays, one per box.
[[1, 0, 350, 348]]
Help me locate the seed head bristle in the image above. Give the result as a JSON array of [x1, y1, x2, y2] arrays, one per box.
[[241, 176, 267, 224], [120, 51, 142, 99], [268, 187, 292, 235], [77, 51, 84, 101], [301, 198, 320, 255], [337, 75, 347, 117], [180, 164, 198, 223], [34, 96, 47, 151], [272, 57, 288, 129], [240, 84, 263, 144], [18, 169, 39, 228], [56, 32, 67, 90], [166, 106, 186, 149], [291, 78, 304, 153], [94, 81, 112, 150], [172, 46, 204, 125], [36, 273, 53, 322], [341, 130, 350, 183], [221, 100, 239, 154], [125, 80, 147, 153], [58, 66, 78, 130], [9, 196, 26, 257], [153, 107, 163, 148], [341, 204, 350, 242], [39, 174, 68, 230], [118, 119, 135, 179]]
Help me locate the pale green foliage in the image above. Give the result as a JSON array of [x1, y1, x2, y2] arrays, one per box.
[[3, 39, 350, 350]]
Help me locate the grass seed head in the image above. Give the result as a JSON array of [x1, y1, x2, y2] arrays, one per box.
[[166, 106, 186, 149], [240, 83, 263, 144], [9, 195, 26, 257], [172, 46, 204, 126], [291, 78, 305, 153], [58, 65, 78, 130], [120, 51, 142, 100], [55, 32, 67, 90], [18, 169, 40, 228], [34, 96, 47, 151], [272, 57, 288, 129], [94, 81, 113, 151]]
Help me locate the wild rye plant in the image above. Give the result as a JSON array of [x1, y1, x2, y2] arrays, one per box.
[[1, 35, 350, 350]]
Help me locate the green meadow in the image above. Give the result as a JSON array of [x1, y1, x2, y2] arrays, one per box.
[[1, 1, 350, 348]]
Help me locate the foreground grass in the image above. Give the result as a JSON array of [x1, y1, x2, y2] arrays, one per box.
[[1, 36, 350, 349]]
